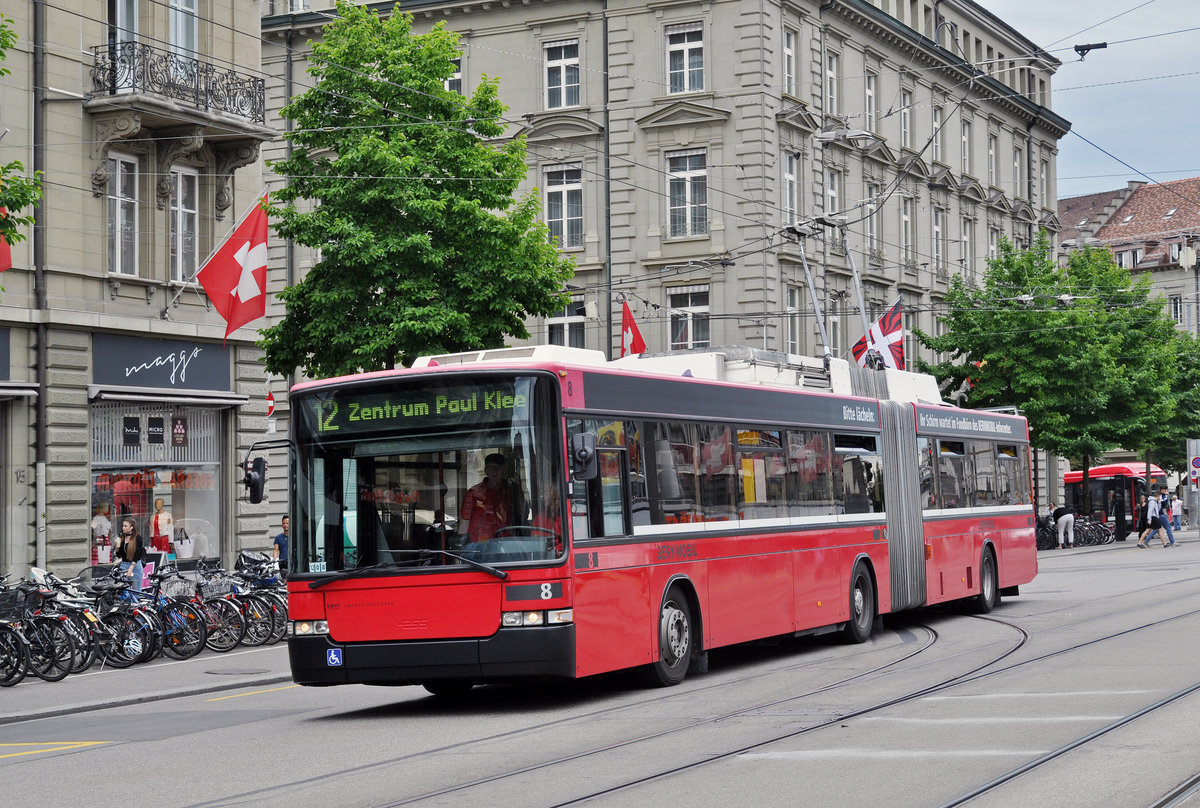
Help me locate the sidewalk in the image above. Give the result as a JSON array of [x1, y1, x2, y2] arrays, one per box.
[[1040, 523, 1197, 551], [0, 641, 292, 725]]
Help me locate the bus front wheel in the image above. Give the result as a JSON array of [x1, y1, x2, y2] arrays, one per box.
[[646, 587, 694, 687], [970, 548, 999, 614]]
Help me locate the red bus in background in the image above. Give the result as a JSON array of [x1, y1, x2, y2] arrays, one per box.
[[270, 346, 1037, 694], [1064, 462, 1167, 540]]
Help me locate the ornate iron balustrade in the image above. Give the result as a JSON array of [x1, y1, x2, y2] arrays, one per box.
[[90, 42, 265, 125]]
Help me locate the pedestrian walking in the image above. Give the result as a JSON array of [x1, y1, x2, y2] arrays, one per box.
[[1050, 502, 1075, 549], [1137, 493, 1169, 548], [1157, 486, 1176, 546]]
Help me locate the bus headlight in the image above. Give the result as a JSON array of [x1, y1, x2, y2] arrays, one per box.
[[291, 620, 329, 636], [502, 609, 573, 627]]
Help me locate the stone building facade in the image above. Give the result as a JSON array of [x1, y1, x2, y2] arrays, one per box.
[[261, 0, 1069, 365], [0, 1, 282, 578]]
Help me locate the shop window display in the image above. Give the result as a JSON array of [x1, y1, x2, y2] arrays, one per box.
[[90, 402, 222, 564]]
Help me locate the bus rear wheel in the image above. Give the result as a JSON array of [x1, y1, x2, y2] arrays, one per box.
[[646, 586, 693, 687], [842, 563, 875, 644], [971, 548, 999, 614]]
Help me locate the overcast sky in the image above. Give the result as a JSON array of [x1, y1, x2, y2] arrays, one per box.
[[983, 0, 1197, 200]]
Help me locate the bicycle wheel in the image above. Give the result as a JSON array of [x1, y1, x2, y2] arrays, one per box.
[[261, 591, 287, 645], [237, 595, 275, 647], [0, 622, 29, 686], [159, 602, 207, 660], [27, 617, 75, 682], [96, 612, 141, 669], [61, 610, 99, 673], [204, 598, 245, 652]]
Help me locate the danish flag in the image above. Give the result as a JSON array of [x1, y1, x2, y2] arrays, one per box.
[[198, 194, 269, 339], [621, 299, 647, 357], [851, 297, 905, 370]]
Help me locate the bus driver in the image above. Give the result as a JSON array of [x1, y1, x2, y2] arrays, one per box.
[[459, 452, 514, 542]]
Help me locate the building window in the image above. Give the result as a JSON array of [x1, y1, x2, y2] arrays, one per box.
[[900, 197, 914, 262], [548, 297, 587, 348], [1171, 242, 1182, 262], [545, 40, 580, 109], [1039, 158, 1050, 206], [667, 150, 707, 237], [170, 167, 198, 283], [667, 23, 704, 94], [989, 226, 1000, 260], [932, 207, 945, 269], [783, 153, 798, 223], [932, 106, 943, 162], [786, 285, 803, 355], [864, 72, 877, 131], [783, 29, 797, 96], [825, 51, 840, 115], [1012, 147, 1023, 197], [1171, 294, 1184, 324], [960, 216, 975, 277], [960, 120, 972, 175], [545, 165, 583, 248], [170, 0, 197, 56], [987, 134, 997, 186], [825, 168, 841, 216], [866, 182, 881, 252], [107, 153, 139, 276], [900, 89, 912, 149], [446, 57, 462, 94], [1117, 249, 1143, 269], [669, 285, 710, 349]]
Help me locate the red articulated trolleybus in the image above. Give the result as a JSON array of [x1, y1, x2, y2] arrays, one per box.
[[252, 345, 1037, 694]]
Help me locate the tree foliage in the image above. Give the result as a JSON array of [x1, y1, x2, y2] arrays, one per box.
[[915, 232, 1179, 469], [0, 16, 43, 248], [260, 1, 574, 378]]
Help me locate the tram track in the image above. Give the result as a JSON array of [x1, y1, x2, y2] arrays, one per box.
[[185, 589, 1200, 808]]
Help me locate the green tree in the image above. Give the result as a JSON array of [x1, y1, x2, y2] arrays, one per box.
[[0, 16, 42, 252], [260, 1, 573, 378], [916, 233, 1176, 491], [1143, 332, 1200, 473]]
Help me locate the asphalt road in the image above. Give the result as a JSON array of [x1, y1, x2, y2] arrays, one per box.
[[3, 533, 1200, 808]]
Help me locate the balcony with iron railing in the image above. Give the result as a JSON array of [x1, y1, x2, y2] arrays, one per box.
[[89, 41, 265, 125]]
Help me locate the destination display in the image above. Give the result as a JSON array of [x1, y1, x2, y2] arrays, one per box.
[[915, 404, 1026, 441], [299, 377, 540, 438]]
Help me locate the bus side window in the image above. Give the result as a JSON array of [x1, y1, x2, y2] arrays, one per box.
[[583, 447, 631, 539]]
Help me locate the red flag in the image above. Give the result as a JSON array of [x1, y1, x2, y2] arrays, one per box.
[[0, 208, 11, 273], [851, 298, 905, 370], [620, 299, 646, 357], [198, 195, 269, 339]]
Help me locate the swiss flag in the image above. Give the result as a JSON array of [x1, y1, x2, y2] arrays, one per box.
[[0, 208, 12, 273], [198, 194, 269, 339], [620, 299, 647, 357]]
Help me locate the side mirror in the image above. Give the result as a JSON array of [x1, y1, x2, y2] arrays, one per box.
[[571, 432, 598, 481], [244, 457, 267, 503]]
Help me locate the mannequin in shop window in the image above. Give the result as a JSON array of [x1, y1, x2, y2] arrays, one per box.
[[151, 498, 174, 553]]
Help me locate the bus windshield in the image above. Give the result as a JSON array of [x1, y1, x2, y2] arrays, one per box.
[[291, 374, 564, 573]]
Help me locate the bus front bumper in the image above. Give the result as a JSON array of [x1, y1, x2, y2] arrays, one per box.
[[288, 624, 577, 686]]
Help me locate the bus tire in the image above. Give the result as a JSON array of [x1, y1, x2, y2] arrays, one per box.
[[842, 562, 875, 644], [971, 547, 999, 614], [422, 680, 476, 697], [646, 586, 693, 687]]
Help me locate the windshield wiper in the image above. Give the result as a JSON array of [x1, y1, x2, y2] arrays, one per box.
[[305, 550, 508, 589], [412, 549, 509, 580], [306, 562, 407, 589]]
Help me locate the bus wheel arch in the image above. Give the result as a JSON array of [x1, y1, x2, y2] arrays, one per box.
[[645, 578, 701, 687], [842, 558, 877, 644]]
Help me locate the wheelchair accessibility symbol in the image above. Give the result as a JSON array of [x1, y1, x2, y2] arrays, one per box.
[[326, 649, 343, 667]]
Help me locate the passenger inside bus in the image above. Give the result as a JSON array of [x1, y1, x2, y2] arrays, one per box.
[[459, 452, 517, 542]]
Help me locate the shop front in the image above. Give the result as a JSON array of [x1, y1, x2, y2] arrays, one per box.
[[89, 334, 247, 570]]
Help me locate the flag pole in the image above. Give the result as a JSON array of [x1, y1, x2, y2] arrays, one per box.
[[160, 190, 268, 320]]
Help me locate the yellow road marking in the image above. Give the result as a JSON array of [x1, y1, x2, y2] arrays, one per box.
[[207, 684, 299, 702], [0, 742, 110, 759]]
